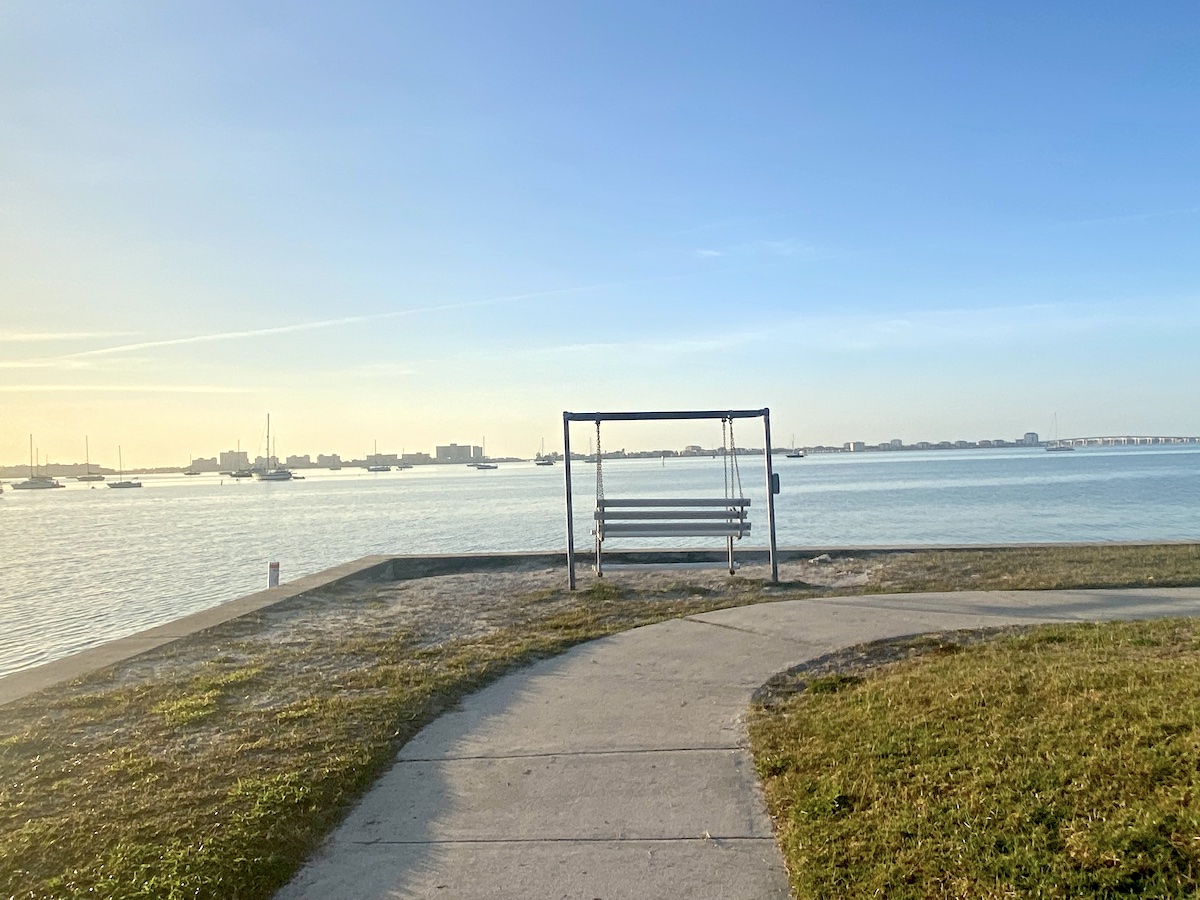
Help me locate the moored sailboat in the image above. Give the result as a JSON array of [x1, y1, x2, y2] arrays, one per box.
[[107, 446, 142, 488], [11, 436, 65, 490], [76, 436, 106, 482], [254, 416, 294, 481]]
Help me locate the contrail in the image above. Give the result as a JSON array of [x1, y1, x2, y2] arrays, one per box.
[[61, 282, 623, 359]]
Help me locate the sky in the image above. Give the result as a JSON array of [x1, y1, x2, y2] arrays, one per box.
[[2, 2, 1198, 467]]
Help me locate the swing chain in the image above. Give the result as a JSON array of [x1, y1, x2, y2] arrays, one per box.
[[727, 415, 743, 500]]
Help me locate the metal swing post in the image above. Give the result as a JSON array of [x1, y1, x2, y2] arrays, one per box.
[[563, 413, 576, 590]]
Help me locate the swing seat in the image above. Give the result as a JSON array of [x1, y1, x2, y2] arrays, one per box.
[[592, 497, 750, 575]]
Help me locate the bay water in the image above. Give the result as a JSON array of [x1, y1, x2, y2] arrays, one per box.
[[1, 446, 1198, 679]]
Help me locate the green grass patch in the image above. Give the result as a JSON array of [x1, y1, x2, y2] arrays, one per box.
[[749, 618, 1200, 898]]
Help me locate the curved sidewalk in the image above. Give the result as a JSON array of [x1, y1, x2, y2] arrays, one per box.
[[278, 587, 1200, 900]]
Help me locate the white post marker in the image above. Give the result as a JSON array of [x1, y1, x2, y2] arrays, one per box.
[[268, 561, 280, 588]]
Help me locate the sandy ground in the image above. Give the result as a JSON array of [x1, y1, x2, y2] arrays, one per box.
[[67, 554, 882, 703]]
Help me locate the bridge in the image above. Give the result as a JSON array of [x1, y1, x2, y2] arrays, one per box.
[[1048, 435, 1200, 448]]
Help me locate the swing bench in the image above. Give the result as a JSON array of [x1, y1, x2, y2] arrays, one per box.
[[562, 409, 781, 589], [592, 496, 751, 576]]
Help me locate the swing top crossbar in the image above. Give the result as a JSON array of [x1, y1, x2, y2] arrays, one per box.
[[564, 409, 767, 423]]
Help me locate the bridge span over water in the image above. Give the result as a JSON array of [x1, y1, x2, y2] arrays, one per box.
[[1050, 435, 1200, 448]]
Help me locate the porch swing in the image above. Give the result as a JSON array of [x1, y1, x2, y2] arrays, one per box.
[[561, 409, 781, 589]]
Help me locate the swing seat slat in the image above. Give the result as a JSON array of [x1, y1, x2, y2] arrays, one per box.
[[599, 522, 752, 537], [595, 509, 750, 520], [598, 497, 749, 508]]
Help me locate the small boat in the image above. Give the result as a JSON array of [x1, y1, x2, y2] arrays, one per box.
[[534, 438, 555, 465], [230, 469, 254, 479], [365, 440, 391, 472], [254, 416, 294, 481], [107, 446, 143, 488], [11, 437, 65, 490], [473, 463, 498, 470], [76, 436, 106, 482], [786, 434, 805, 458], [1046, 414, 1075, 452]]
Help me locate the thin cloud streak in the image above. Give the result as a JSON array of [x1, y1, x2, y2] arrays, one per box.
[[52, 268, 776, 361], [0, 384, 251, 394], [0, 331, 136, 343]]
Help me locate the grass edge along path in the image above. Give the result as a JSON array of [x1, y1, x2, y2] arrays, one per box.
[[749, 619, 1200, 899]]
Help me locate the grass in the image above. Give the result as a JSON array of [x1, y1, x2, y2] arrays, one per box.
[[749, 619, 1200, 898], [2, 544, 1200, 898]]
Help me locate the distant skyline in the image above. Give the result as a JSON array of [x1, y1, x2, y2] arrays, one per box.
[[3, 3, 1198, 469]]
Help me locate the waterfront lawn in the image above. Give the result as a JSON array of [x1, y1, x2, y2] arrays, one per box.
[[2, 544, 1200, 898], [749, 618, 1200, 899]]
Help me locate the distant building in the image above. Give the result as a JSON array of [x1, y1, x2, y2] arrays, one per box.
[[955, 440, 973, 448], [189, 457, 219, 471], [889, 439, 903, 449], [400, 452, 433, 466], [436, 443, 483, 463], [845, 441, 866, 452], [286, 454, 312, 468], [317, 454, 342, 467], [1023, 432, 1039, 446], [915, 441, 932, 450], [684, 444, 703, 453], [220, 450, 250, 471]]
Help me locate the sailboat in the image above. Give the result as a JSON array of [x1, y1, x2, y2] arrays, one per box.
[[107, 446, 143, 488], [535, 438, 555, 465], [254, 416, 294, 481], [183, 452, 201, 475], [786, 433, 805, 459], [1046, 414, 1075, 452], [365, 440, 391, 472], [76, 436, 106, 481], [11, 436, 65, 490]]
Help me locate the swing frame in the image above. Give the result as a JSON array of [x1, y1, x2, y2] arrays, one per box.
[[562, 409, 780, 589]]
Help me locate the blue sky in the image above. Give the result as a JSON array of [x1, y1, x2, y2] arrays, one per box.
[[2, 2, 1198, 466]]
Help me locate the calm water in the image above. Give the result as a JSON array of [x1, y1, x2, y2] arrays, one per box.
[[1, 446, 1198, 679]]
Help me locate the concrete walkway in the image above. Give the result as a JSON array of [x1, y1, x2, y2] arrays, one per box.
[[277, 587, 1200, 900]]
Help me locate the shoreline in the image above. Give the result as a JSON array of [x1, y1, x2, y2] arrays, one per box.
[[4, 540, 1198, 707]]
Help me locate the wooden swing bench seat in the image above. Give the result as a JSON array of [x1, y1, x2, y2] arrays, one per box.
[[592, 497, 751, 575]]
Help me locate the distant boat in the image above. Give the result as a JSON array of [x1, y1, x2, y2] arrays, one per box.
[[1046, 413, 1075, 452], [11, 436, 65, 490], [183, 454, 202, 476], [534, 438, 555, 465], [76, 436, 106, 482], [365, 439, 391, 472], [473, 463, 498, 470], [786, 434, 805, 458], [254, 415, 294, 481], [107, 446, 143, 488]]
